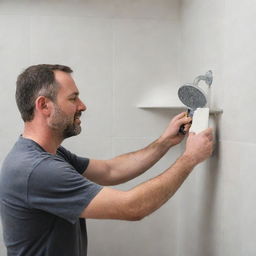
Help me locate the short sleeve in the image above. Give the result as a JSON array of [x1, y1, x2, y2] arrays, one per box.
[[57, 146, 89, 174], [28, 157, 103, 224]]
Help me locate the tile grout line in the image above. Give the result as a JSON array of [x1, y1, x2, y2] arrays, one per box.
[[111, 18, 116, 158], [218, 139, 256, 146]]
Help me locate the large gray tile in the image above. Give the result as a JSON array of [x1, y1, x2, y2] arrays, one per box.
[[0, 0, 31, 15], [177, 140, 243, 256], [0, 15, 30, 163], [113, 0, 180, 20], [221, 0, 256, 144], [0, 15, 30, 95], [113, 19, 180, 137], [180, 0, 225, 73], [0, 0, 115, 18], [0, 0, 180, 20], [175, 157, 221, 256], [240, 142, 256, 255], [62, 136, 113, 159], [88, 213, 178, 256], [210, 141, 242, 256]]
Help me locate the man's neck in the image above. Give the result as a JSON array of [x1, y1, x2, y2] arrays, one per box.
[[23, 123, 63, 155]]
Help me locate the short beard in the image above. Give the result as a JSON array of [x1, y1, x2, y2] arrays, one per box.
[[49, 103, 82, 140]]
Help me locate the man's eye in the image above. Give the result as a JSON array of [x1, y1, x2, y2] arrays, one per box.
[[70, 97, 77, 101]]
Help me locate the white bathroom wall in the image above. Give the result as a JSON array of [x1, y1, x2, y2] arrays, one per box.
[[0, 1, 183, 256], [179, 0, 256, 255], [1, 1, 255, 256]]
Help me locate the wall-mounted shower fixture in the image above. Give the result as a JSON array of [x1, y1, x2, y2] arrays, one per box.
[[178, 70, 213, 111], [193, 70, 213, 87], [178, 70, 213, 134]]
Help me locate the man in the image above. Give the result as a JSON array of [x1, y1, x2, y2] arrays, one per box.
[[0, 64, 213, 256]]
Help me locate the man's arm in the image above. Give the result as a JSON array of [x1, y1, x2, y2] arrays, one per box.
[[84, 112, 192, 186], [80, 128, 213, 220]]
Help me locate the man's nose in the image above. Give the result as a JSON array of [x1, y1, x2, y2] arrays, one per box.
[[78, 98, 87, 111]]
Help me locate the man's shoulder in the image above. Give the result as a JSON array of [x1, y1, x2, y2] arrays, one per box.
[[2, 139, 49, 170], [0, 138, 69, 182]]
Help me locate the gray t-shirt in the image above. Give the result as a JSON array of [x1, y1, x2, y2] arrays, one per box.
[[0, 136, 103, 256]]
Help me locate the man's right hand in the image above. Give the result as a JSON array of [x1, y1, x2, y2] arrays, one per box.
[[183, 128, 214, 165]]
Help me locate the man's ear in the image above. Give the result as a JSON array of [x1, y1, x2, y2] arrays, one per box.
[[34, 96, 53, 116]]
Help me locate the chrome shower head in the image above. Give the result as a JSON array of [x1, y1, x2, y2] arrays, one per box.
[[178, 83, 207, 110], [177, 70, 213, 135], [178, 70, 213, 110]]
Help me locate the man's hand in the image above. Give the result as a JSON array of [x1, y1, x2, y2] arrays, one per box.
[[183, 128, 214, 165], [160, 112, 192, 146]]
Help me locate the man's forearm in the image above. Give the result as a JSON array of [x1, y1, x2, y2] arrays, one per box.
[[126, 154, 196, 220], [82, 154, 197, 221], [107, 136, 174, 184], [85, 112, 191, 186]]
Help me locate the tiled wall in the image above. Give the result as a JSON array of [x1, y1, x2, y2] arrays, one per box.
[[1, 0, 255, 255], [0, 1, 182, 256], [179, 0, 256, 255]]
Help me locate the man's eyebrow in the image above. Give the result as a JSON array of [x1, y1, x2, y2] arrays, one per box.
[[68, 92, 79, 97]]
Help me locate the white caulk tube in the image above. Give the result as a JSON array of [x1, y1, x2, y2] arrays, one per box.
[[190, 108, 209, 134]]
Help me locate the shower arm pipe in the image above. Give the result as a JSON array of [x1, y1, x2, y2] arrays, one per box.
[[193, 70, 213, 86]]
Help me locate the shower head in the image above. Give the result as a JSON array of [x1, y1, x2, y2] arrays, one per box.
[[178, 70, 212, 110], [177, 70, 213, 135], [178, 83, 207, 110]]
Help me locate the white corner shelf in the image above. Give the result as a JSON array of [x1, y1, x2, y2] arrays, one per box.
[[137, 104, 223, 115]]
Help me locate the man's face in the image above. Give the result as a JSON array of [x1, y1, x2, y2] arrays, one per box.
[[48, 71, 86, 139]]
